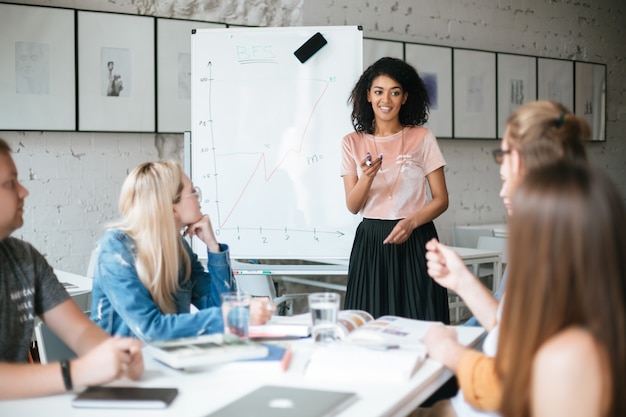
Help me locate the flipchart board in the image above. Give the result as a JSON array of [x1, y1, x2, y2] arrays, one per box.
[[191, 26, 363, 260]]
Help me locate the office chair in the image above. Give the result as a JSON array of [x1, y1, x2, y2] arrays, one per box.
[[34, 320, 77, 364], [235, 273, 309, 316]]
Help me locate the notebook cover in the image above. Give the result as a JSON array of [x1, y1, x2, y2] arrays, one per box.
[[72, 386, 178, 409]]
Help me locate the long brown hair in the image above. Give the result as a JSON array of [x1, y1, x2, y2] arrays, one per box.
[[505, 100, 589, 173], [497, 162, 626, 417]]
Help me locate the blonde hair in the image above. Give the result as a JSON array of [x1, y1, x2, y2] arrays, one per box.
[[111, 161, 191, 313], [505, 100, 589, 174]]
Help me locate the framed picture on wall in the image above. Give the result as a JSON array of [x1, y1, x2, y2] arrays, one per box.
[[405, 43, 452, 138], [363, 38, 404, 69], [537, 57, 574, 112], [77, 11, 155, 132], [0, 4, 75, 130], [157, 18, 226, 133], [453, 49, 497, 139], [497, 53, 537, 137], [574, 61, 606, 141]]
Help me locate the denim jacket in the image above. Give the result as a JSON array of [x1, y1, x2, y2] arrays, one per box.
[[90, 230, 235, 342]]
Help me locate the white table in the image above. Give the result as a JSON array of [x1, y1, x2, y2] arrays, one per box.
[[232, 247, 502, 294], [0, 325, 484, 417], [449, 247, 502, 291], [446, 247, 502, 322], [456, 223, 508, 238], [54, 269, 93, 312]]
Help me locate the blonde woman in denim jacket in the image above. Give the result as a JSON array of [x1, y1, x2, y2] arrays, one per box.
[[90, 161, 274, 342]]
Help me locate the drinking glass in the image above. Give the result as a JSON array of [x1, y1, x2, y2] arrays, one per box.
[[308, 292, 340, 343], [221, 292, 251, 340]]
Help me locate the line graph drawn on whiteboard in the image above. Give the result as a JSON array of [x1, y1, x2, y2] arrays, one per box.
[[191, 26, 363, 259]]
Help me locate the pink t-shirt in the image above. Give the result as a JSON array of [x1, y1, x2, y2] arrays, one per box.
[[340, 126, 446, 219]]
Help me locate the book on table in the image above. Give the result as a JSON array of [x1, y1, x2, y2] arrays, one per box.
[[249, 314, 312, 338], [144, 333, 268, 369], [231, 343, 293, 372], [305, 313, 434, 383], [248, 309, 374, 339]]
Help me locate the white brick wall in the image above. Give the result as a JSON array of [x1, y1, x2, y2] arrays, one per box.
[[4, 131, 159, 272], [303, 0, 626, 242], [2, 0, 624, 274]]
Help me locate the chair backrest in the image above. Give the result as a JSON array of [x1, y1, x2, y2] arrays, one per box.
[[34, 321, 77, 364], [235, 274, 278, 299], [453, 226, 494, 248], [87, 247, 99, 279], [477, 236, 508, 263]]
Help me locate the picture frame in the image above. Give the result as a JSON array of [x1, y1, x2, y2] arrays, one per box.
[[537, 57, 574, 112], [156, 18, 226, 133], [406, 44, 453, 138], [363, 38, 404, 69], [453, 49, 497, 139], [575, 61, 606, 141], [497, 53, 537, 137], [77, 11, 155, 132], [0, 4, 75, 131]]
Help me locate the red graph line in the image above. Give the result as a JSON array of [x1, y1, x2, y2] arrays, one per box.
[[219, 81, 330, 229]]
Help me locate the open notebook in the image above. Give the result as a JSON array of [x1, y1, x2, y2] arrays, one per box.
[[205, 385, 357, 417]]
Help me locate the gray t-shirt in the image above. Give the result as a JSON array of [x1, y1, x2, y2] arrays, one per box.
[[0, 237, 69, 362]]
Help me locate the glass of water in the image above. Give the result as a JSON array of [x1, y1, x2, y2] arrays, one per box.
[[221, 292, 251, 340], [308, 292, 340, 343]]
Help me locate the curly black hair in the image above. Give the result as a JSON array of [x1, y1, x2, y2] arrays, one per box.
[[348, 57, 430, 134]]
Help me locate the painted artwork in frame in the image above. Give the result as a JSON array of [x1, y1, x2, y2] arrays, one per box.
[[537, 57, 574, 113], [406, 43, 453, 138], [0, 4, 75, 130], [497, 53, 537, 137], [157, 19, 226, 133], [78, 11, 155, 132], [453, 49, 497, 139], [575, 61, 606, 141]]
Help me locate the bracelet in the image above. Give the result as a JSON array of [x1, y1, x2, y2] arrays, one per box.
[[60, 360, 73, 391]]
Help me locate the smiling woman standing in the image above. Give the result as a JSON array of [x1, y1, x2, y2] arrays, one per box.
[[340, 57, 450, 322]]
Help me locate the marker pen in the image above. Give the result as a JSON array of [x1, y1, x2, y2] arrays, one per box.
[[365, 152, 372, 166]]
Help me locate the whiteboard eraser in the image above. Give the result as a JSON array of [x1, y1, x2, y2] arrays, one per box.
[[294, 32, 327, 63]]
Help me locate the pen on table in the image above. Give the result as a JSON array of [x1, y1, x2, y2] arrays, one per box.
[[365, 152, 372, 166], [233, 270, 272, 275], [365, 344, 399, 351]]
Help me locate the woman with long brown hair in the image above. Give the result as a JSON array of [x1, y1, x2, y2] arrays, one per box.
[[413, 100, 592, 417], [496, 161, 626, 417]]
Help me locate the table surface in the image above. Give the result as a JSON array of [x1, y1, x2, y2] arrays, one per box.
[[232, 246, 501, 275], [54, 269, 92, 296], [1, 326, 484, 417], [455, 223, 508, 238]]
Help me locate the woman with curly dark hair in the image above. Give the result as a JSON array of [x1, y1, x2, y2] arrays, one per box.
[[340, 57, 449, 322]]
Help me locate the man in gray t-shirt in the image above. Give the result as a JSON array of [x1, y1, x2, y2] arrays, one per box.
[[0, 237, 69, 362], [0, 137, 144, 399]]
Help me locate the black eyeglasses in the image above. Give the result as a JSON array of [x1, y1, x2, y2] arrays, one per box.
[[491, 149, 512, 165]]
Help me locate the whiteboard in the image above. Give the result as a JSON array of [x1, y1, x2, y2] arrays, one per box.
[[191, 26, 363, 259]]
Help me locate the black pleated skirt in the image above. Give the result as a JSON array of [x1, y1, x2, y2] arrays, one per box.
[[344, 218, 450, 324]]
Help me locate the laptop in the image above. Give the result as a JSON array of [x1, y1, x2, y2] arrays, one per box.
[[206, 385, 358, 417]]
